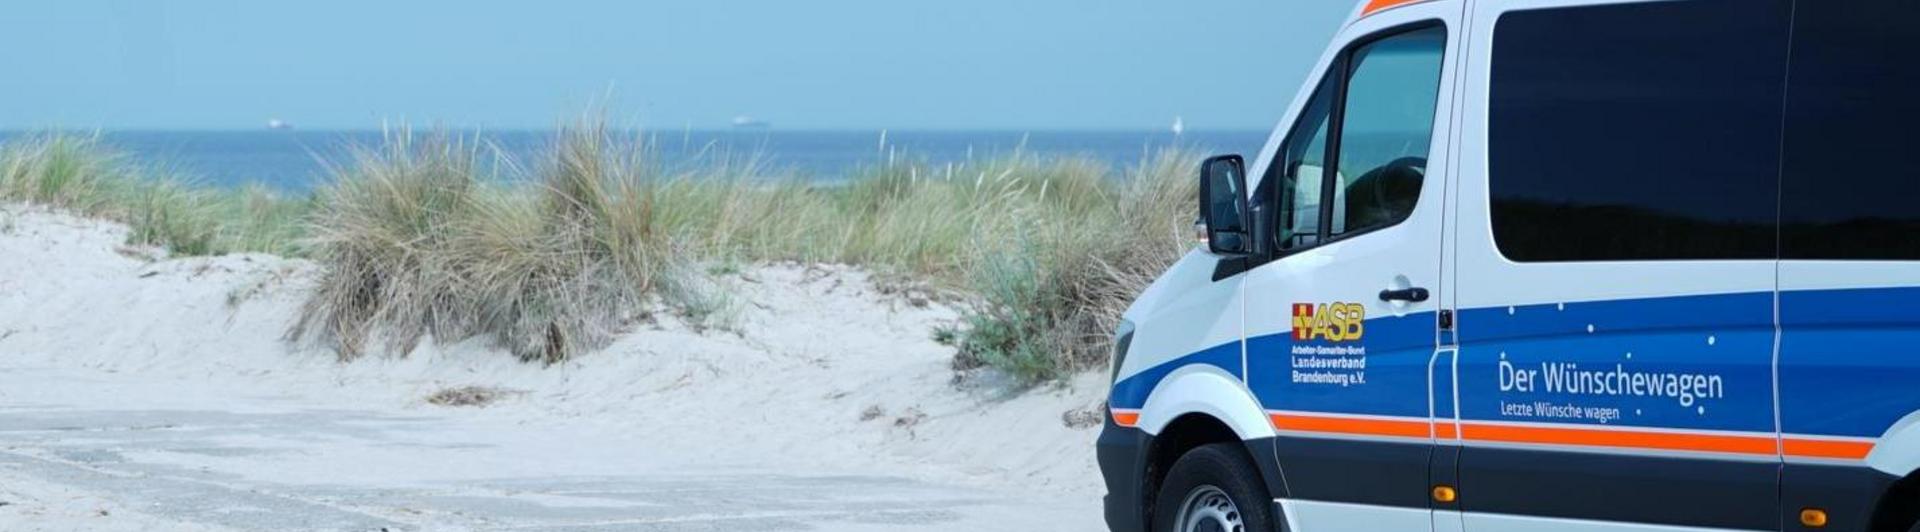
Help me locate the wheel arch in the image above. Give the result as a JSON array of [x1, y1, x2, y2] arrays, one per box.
[[1868, 410, 1920, 478], [1135, 365, 1287, 526], [1144, 413, 1253, 530], [1861, 411, 1920, 532], [1866, 405, 1920, 530], [1134, 364, 1274, 441], [1871, 469, 1920, 532]]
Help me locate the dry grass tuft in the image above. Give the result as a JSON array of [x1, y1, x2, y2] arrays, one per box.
[[425, 385, 520, 407], [290, 130, 482, 360], [290, 124, 727, 363]]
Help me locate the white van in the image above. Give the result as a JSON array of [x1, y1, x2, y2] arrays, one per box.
[[1096, 0, 1920, 531]]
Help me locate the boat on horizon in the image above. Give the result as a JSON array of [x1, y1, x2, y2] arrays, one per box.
[[731, 115, 770, 129]]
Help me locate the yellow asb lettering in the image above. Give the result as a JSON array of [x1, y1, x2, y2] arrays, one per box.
[[1291, 302, 1366, 342]]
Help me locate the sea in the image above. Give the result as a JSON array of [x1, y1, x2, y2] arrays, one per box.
[[0, 130, 1269, 192]]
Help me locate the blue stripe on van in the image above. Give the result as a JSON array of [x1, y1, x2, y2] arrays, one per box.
[[1457, 291, 1774, 344], [1248, 310, 1437, 419], [1107, 339, 1241, 410], [1780, 286, 1920, 438], [1109, 287, 1920, 442], [1455, 291, 1778, 434]]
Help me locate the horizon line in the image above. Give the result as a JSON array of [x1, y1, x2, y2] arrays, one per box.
[[0, 126, 1274, 134]]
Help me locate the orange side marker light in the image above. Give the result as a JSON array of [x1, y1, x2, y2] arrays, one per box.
[[1800, 508, 1828, 528], [1432, 485, 1458, 503]]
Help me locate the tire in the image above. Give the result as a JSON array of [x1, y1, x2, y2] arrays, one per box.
[[1150, 443, 1276, 532]]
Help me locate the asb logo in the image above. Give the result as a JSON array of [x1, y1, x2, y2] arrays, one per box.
[[1292, 302, 1365, 342]]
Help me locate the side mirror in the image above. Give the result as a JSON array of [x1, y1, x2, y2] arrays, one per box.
[[1199, 154, 1252, 256]]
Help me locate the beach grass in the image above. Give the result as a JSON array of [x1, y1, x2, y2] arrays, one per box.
[[0, 133, 311, 256], [0, 126, 1199, 384]]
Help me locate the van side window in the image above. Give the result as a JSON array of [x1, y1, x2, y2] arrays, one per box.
[[1272, 76, 1337, 252], [1781, 0, 1920, 260], [1330, 27, 1445, 238], [1487, 0, 1790, 262]]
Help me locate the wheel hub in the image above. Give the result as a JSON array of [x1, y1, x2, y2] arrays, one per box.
[[1174, 485, 1244, 532]]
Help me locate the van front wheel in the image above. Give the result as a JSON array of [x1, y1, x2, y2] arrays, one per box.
[[1151, 443, 1275, 532]]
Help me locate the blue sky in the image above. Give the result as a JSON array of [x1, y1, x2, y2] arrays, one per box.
[[2, 1, 1350, 130]]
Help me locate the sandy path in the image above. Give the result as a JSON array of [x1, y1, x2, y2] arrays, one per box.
[[0, 366, 1094, 531], [0, 206, 1109, 531]]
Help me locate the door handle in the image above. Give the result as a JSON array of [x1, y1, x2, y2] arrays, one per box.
[[1379, 287, 1431, 303]]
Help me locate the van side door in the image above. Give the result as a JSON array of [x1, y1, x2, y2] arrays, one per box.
[[1775, 0, 1920, 524], [1450, 0, 1790, 529], [1239, 3, 1460, 528]]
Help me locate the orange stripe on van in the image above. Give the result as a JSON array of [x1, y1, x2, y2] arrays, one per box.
[[1460, 423, 1778, 456], [1111, 411, 1141, 428], [1263, 412, 1879, 460], [1783, 438, 1875, 460], [1362, 0, 1431, 17], [1270, 413, 1433, 439]]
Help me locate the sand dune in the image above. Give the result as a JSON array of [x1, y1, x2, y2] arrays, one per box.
[[0, 204, 1107, 530]]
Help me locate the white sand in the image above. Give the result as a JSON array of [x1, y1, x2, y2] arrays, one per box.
[[0, 205, 1109, 531]]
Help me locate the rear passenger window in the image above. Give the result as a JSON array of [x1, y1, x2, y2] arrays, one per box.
[[1780, 0, 1920, 260], [1487, 0, 1791, 262]]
